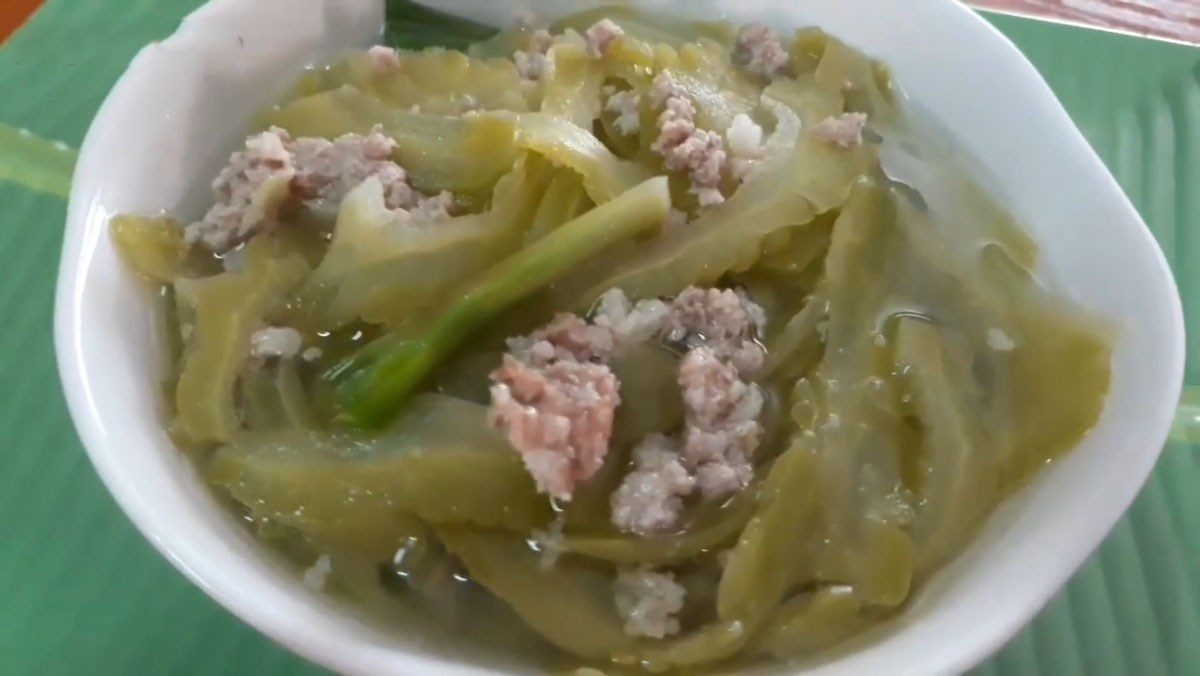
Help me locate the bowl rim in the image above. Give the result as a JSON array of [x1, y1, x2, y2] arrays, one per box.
[[53, 1, 1186, 675]]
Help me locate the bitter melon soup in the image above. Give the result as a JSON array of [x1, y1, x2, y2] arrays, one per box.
[[110, 7, 1113, 672]]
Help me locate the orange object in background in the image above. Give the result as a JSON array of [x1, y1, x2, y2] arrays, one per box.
[[0, 0, 45, 46], [972, 0, 1200, 45]]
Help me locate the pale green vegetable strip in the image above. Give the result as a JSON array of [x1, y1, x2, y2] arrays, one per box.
[[334, 176, 671, 427], [373, 154, 540, 267], [525, 169, 591, 245], [813, 36, 894, 117], [569, 79, 877, 307], [467, 26, 532, 60], [241, 360, 314, 431], [586, 30, 760, 133], [808, 180, 914, 602], [791, 27, 831, 76], [210, 395, 550, 559], [667, 46, 761, 133], [437, 528, 637, 660], [856, 522, 916, 607], [515, 112, 653, 203], [752, 587, 875, 658], [275, 360, 314, 428], [540, 43, 605, 128], [634, 620, 748, 670], [764, 75, 844, 123], [173, 238, 309, 444], [608, 342, 685, 451], [761, 77, 880, 213], [567, 97, 808, 306], [266, 86, 519, 195], [312, 48, 536, 114], [561, 487, 758, 566], [973, 245, 1113, 487], [0, 123, 76, 197], [788, 376, 828, 432], [299, 154, 547, 329], [753, 219, 832, 278], [762, 292, 825, 379], [109, 214, 184, 283], [717, 443, 820, 628], [895, 317, 985, 571], [596, 38, 660, 107], [241, 370, 282, 432], [214, 441, 428, 561], [216, 437, 547, 533], [385, 111, 520, 195]]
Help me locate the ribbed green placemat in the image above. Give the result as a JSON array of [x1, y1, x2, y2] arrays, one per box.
[[0, 3, 1195, 673]]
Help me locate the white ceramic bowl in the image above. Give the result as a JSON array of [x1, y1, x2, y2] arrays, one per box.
[[55, 0, 1185, 674]]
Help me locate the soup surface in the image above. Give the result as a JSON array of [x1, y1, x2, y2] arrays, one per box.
[[111, 7, 1113, 672]]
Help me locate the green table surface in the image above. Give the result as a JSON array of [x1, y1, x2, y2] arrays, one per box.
[[1, 2, 1198, 674]]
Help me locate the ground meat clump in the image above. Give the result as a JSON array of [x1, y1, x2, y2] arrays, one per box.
[[812, 112, 869, 148], [489, 354, 620, 501], [514, 29, 554, 80], [493, 286, 766, 517], [186, 126, 450, 253], [610, 434, 696, 535], [289, 128, 411, 207], [507, 312, 617, 365], [649, 72, 727, 208], [671, 130, 726, 208], [590, 287, 767, 369], [367, 45, 401, 72], [733, 23, 789, 80], [609, 347, 763, 533], [491, 294, 686, 501], [678, 347, 763, 498], [290, 126, 457, 216], [667, 287, 767, 375], [651, 96, 697, 155], [614, 566, 687, 638], [185, 128, 296, 253], [604, 89, 642, 136], [648, 69, 687, 108], [607, 286, 767, 533], [585, 19, 624, 58]]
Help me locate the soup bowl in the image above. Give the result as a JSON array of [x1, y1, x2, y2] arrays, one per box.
[[54, 0, 1185, 673]]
